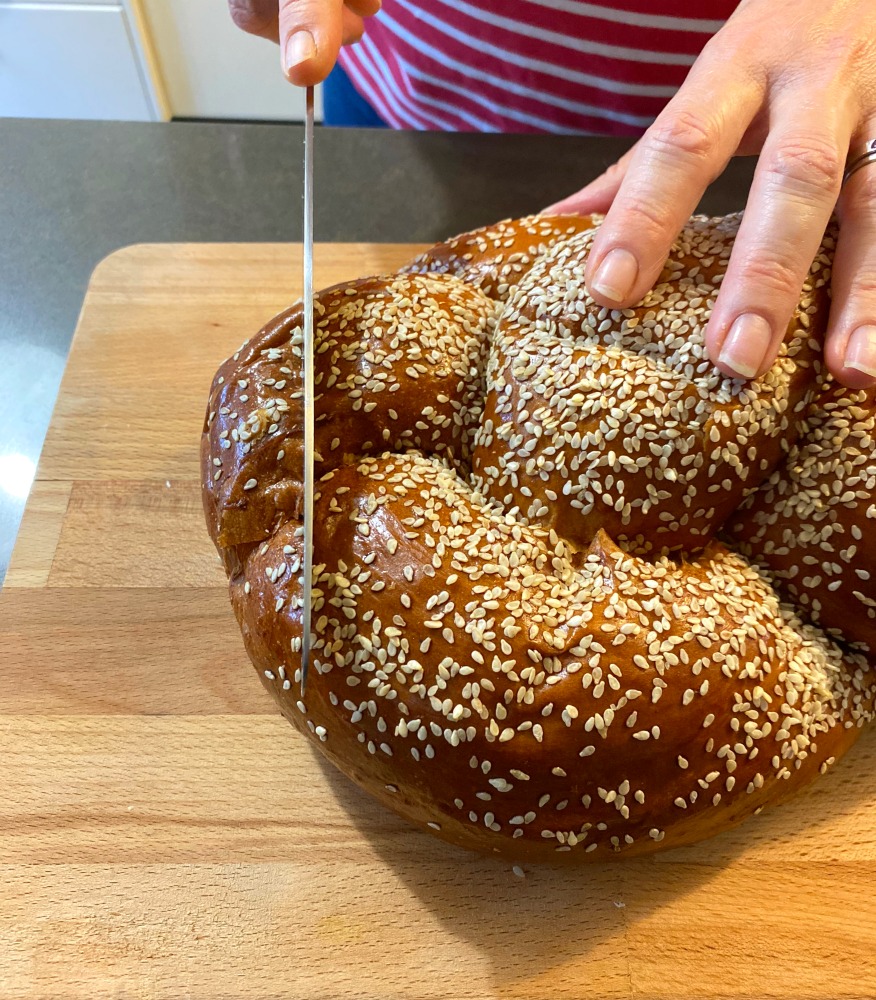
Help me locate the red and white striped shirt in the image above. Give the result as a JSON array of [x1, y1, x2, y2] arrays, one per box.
[[339, 0, 739, 134]]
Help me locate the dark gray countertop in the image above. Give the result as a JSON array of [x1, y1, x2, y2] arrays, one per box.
[[0, 118, 756, 582]]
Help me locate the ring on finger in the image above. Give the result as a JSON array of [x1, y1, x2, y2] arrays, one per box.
[[843, 138, 876, 186]]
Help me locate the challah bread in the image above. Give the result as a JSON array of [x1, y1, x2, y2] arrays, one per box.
[[202, 213, 876, 861]]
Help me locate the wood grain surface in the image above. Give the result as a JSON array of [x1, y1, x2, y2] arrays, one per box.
[[2, 243, 876, 1000]]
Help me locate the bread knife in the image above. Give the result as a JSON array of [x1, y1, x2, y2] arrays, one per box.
[[300, 84, 315, 696]]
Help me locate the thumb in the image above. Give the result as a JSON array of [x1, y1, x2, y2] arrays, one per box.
[[280, 0, 344, 86]]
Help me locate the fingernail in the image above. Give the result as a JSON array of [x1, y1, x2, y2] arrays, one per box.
[[283, 30, 316, 74], [716, 313, 773, 379], [589, 248, 638, 304], [845, 325, 876, 378]]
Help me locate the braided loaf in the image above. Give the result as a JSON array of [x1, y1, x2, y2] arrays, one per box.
[[202, 214, 875, 861]]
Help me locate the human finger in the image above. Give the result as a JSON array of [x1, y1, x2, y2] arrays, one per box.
[[823, 132, 876, 389], [229, 0, 377, 43], [341, 6, 366, 45], [706, 95, 855, 380], [280, 0, 345, 86], [582, 59, 763, 309], [345, 0, 381, 16]]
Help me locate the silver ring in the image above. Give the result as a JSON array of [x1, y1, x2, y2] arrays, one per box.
[[843, 138, 876, 185]]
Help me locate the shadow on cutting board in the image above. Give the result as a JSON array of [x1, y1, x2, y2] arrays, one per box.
[[309, 725, 876, 997]]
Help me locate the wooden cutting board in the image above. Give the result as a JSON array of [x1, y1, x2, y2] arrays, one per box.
[[3, 243, 876, 1000]]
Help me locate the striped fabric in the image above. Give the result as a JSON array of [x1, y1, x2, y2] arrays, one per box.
[[338, 0, 739, 134]]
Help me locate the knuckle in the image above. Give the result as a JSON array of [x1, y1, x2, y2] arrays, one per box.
[[603, 159, 627, 182], [228, 0, 268, 33], [734, 254, 802, 302], [763, 134, 843, 199], [817, 31, 876, 79], [280, 0, 316, 16], [618, 195, 676, 242], [853, 274, 876, 301], [646, 108, 716, 164]]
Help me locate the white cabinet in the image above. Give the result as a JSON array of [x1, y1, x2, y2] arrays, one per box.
[[0, 0, 166, 121], [140, 0, 317, 121], [0, 0, 315, 122]]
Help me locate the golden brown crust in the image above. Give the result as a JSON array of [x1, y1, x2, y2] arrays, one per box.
[[202, 214, 876, 862], [727, 382, 876, 655], [402, 213, 600, 299]]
